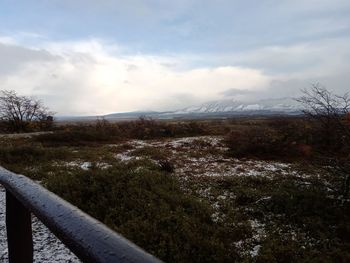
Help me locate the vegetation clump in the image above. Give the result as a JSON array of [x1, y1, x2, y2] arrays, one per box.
[[45, 163, 242, 262]]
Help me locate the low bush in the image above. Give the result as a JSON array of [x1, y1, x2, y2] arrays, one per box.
[[225, 126, 301, 159], [0, 145, 71, 164], [225, 116, 349, 160], [36, 121, 122, 146], [157, 159, 175, 173], [118, 117, 208, 140], [256, 180, 350, 262], [45, 163, 240, 262], [36, 118, 210, 146]]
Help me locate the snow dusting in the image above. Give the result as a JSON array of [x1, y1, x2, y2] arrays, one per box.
[[110, 136, 308, 180], [0, 187, 80, 262]]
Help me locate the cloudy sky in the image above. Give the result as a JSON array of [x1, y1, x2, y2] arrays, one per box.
[[0, 0, 349, 115]]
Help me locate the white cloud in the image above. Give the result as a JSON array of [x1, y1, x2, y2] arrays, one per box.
[[1, 32, 349, 115], [0, 38, 270, 115]]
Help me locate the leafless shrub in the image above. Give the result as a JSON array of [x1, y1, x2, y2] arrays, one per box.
[[296, 84, 350, 150], [297, 84, 350, 198]]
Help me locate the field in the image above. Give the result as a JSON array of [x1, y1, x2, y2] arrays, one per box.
[[0, 117, 349, 262]]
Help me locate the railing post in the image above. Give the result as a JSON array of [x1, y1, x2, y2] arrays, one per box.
[[6, 190, 33, 263]]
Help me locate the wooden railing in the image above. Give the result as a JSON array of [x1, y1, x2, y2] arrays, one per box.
[[0, 167, 160, 263]]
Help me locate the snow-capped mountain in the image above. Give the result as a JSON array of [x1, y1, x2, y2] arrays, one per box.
[[57, 97, 302, 121], [174, 97, 301, 114]]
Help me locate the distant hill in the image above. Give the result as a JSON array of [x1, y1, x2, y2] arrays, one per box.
[[57, 97, 303, 121]]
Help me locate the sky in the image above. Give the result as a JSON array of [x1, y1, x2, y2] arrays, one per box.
[[0, 0, 349, 115]]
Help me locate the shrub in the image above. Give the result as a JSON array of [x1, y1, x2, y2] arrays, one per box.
[[225, 127, 292, 159], [35, 121, 122, 146], [0, 145, 71, 164], [36, 118, 210, 146], [256, 180, 350, 262], [45, 163, 240, 262], [118, 118, 208, 140], [224, 118, 319, 159], [157, 159, 175, 173]]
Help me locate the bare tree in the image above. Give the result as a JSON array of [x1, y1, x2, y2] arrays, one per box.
[[297, 84, 350, 198], [0, 90, 54, 132], [297, 84, 350, 149]]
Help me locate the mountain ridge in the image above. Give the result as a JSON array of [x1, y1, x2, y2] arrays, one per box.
[[57, 97, 303, 121], [174, 97, 301, 114]]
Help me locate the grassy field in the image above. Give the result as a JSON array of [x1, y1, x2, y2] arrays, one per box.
[[0, 117, 349, 262]]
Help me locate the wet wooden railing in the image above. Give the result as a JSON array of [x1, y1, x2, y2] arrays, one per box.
[[0, 167, 160, 263]]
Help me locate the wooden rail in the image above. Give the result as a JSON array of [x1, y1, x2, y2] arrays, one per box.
[[0, 167, 160, 263]]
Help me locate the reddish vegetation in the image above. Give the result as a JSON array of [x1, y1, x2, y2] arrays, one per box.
[[346, 112, 350, 123], [297, 143, 312, 157]]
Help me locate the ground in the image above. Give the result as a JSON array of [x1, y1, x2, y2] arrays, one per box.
[[0, 133, 348, 262]]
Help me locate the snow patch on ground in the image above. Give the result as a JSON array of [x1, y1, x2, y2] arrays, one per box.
[[112, 136, 310, 181], [57, 161, 112, 170], [80, 162, 91, 170], [0, 187, 80, 262], [176, 157, 294, 178], [163, 136, 224, 149], [233, 219, 266, 259], [248, 219, 266, 258], [115, 153, 134, 161], [120, 136, 224, 152]]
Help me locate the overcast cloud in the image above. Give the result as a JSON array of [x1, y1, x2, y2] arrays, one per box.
[[0, 0, 349, 115]]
